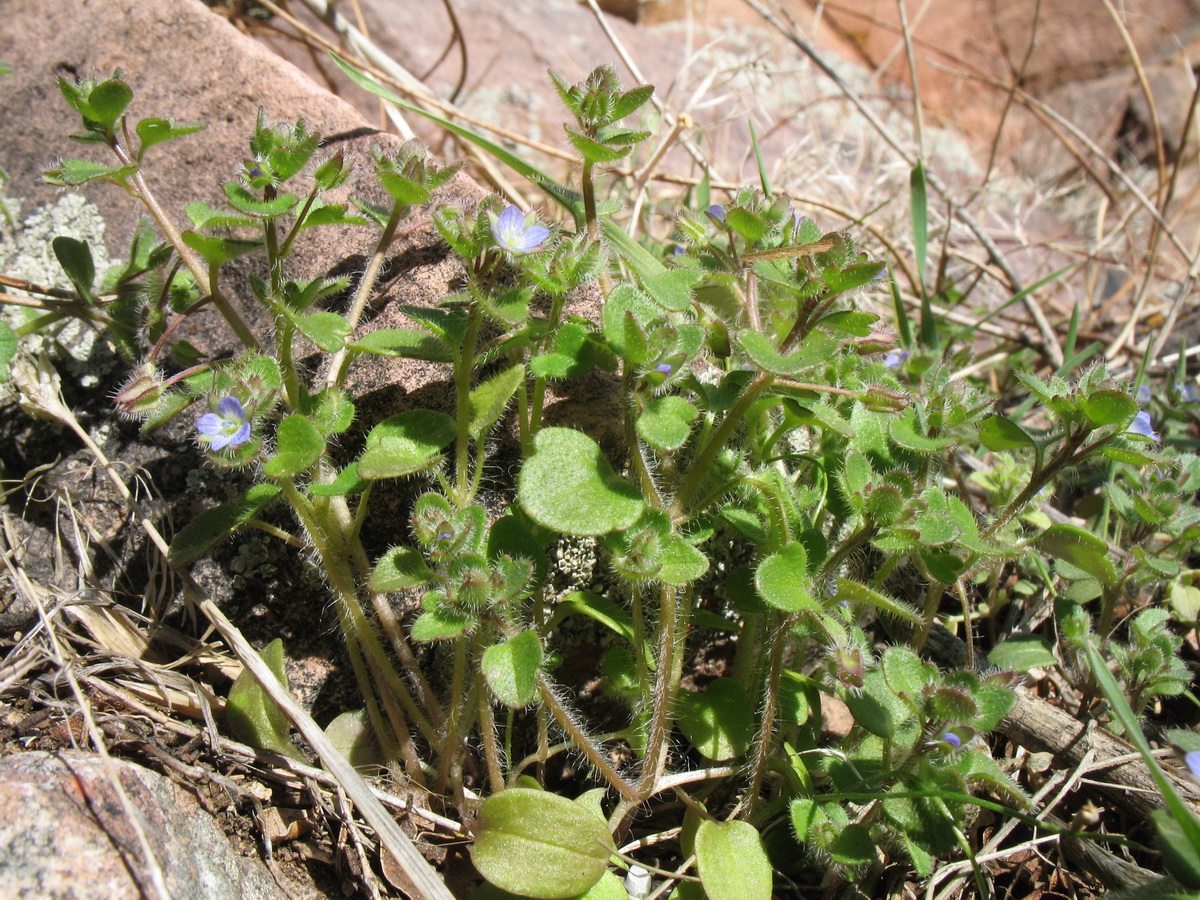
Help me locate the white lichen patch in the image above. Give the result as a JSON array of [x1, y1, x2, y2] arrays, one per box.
[[0, 192, 118, 382]]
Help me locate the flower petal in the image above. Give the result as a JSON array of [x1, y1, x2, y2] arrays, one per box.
[[209, 432, 232, 451], [217, 396, 245, 420], [229, 422, 252, 448], [196, 413, 224, 435]]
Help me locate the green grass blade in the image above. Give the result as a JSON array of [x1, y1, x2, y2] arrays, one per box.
[[1085, 641, 1200, 848], [332, 53, 583, 226], [910, 160, 928, 293], [749, 119, 770, 196]]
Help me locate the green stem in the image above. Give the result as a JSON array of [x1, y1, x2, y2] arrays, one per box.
[[538, 676, 639, 801], [582, 160, 598, 241], [436, 637, 471, 793], [206, 262, 260, 352], [743, 612, 791, 817], [453, 306, 483, 503], [324, 202, 405, 390], [478, 671, 505, 794], [670, 373, 775, 519], [639, 584, 684, 799]]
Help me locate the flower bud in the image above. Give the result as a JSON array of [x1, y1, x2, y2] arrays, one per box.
[[112, 362, 166, 420]]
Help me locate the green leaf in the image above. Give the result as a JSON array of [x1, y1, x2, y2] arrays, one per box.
[[135, 117, 205, 156], [736, 329, 837, 376], [828, 824, 876, 866], [833, 578, 920, 622], [845, 668, 910, 738], [1080, 389, 1138, 428], [642, 268, 702, 312], [369, 546, 434, 592], [181, 231, 262, 265], [357, 410, 456, 479], [483, 630, 543, 708], [979, 415, 1036, 453], [0, 320, 16, 380], [308, 464, 368, 496], [411, 605, 473, 642], [636, 396, 698, 451], [1039, 524, 1117, 587], [518, 428, 643, 536], [263, 414, 324, 478], [473, 789, 615, 899], [566, 128, 632, 164], [987, 634, 1057, 672], [223, 182, 299, 218], [226, 638, 303, 760], [601, 284, 658, 361], [547, 591, 638, 649], [821, 262, 886, 295], [86, 78, 133, 126], [755, 542, 817, 613], [725, 208, 767, 243], [184, 200, 255, 230], [677, 678, 755, 761], [694, 818, 773, 900], [1154, 809, 1200, 890], [349, 327, 453, 362], [325, 709, 386, 771], [52, 236, 95, 301], [295, 311, 350, 352], [658, 532, 709, 586], [469, 365, 524, 440], [43, 159, 138, 186], [168, 483, 282, 566]]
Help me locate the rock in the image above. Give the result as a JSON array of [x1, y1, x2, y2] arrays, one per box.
[[0, 750, 286, 899]]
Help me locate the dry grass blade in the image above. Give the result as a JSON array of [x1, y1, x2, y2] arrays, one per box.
[[8, 351, 457, 900], [744, 0, 1064, 367]]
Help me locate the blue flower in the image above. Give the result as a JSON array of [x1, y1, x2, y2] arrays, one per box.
[[707, 204, 726, 222], [196, 396, 251, 451], [941, 731, 962, 750], [490, 205, 549, 255], [1136, 384, 1151, 404], [1182, 383, 1200, 404], [1127, 410, 1159, 441], [1186, 750, 1200, 780], [884, 349, 909, 370], [654, 363, 673, 375]]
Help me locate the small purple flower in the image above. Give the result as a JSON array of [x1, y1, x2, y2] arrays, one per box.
[[196, 396, 251, 451], [1186, 750, 1200, 780], [437, 531, 453, 542], [490, 205, 549, 255], [1136, 384, 1151, 405], [654, 363, 673, 376], [941, 731, 962, 750], [1182, 383, 1200, 404], [707, 204, 726, 222], [1127, 410, 1159, 441], [672, 245, 686, 256], [884, 349, 909, 370]]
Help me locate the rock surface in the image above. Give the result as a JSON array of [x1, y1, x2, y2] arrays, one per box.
[[0, 750, 285, 899]]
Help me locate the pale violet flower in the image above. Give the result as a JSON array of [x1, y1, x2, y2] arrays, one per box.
[[490, 205, 549, 255], [707, 204, 726, 222], [654, 363, 673, 375], [941, 731, 962, 750], [196, 396, 251, 451], [1182, 384, 1200, 404], [1127, 410, 1159, 441], [1186, 750, 1200, 780], [1136, 384, 1151, 404], [884, 349, 909, 369]]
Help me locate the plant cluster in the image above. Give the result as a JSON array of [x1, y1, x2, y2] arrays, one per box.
[[5, 60, 1200, 899]]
